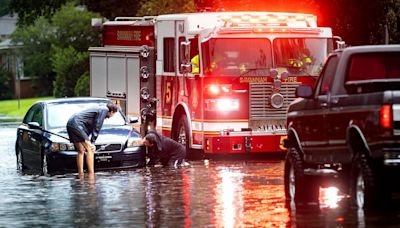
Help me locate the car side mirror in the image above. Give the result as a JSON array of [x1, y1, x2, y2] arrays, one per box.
[[296, 85, 313, 98], [128, 116, 139, 124], [28, 122, 42, 130]]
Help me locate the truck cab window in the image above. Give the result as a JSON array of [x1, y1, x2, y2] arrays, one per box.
[[318, 55, 338, 95]]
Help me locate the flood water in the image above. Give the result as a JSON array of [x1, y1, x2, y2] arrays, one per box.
[[1, 122, 400, 227]]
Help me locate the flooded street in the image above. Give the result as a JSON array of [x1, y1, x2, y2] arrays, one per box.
[[1, 123, 400, 227]]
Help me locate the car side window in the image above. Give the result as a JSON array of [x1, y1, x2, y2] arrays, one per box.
[[23, 104, 43, 126], [317, 55, 338, 96]]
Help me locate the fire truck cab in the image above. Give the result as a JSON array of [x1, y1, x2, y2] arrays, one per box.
[[89, 12, 340, 157]]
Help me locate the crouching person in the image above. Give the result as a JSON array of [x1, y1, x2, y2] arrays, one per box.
[[142, 129, 186, 168]]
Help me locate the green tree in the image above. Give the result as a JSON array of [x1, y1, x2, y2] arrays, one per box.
[[9, 0, 70, 26], [81, 0, 141, 20], [0, 65, 13, 100], [74, 71, 89, 96], [11, 3, 100, 97], [11, 17, 56, 96], [52, 46, 88, 97], [137, 0, 196, 16], [0, 0, 11, 16]]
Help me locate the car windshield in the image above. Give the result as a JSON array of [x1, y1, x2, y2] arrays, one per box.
[[273, 38, 334, 76], [46, 102, 126, 129], [347, 52, 400, 81], [201, 38, 272, 76]]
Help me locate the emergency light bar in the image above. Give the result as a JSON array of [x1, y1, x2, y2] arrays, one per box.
[[219, 13, 317, 28]]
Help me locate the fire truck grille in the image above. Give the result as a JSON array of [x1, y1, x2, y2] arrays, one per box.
[[249, 82, 300, 120]]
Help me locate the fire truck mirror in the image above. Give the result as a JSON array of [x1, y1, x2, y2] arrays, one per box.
[[180, 63, 192, 75], [180, 41, 191, 64]]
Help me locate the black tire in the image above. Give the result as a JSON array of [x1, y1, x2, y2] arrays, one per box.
[[350, 152, 380, 209], [284, 147, 319, 204], [16, 148, 25, 172], [174, 115, 203, 160]]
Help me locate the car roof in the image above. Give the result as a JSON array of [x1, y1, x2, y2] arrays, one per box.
[[342, 44, 400, 55], [35, 97, 111, 105]]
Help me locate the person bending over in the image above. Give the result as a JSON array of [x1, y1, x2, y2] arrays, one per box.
[[66, 102, 118, 175], [142, 129, 186, 168]]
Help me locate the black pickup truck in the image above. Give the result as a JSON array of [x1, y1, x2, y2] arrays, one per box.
[[284, 45, 400, 208]]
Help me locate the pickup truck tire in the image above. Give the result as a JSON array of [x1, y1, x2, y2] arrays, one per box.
[[351, 152, 378, 209], [284, 147, 319, 204]]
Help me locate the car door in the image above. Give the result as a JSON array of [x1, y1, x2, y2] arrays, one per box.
[[21, 104, 44, 169], [303, 55, 338, 162]]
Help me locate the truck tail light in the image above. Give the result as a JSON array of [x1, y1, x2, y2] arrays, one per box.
[[380, 105, 392, 129]]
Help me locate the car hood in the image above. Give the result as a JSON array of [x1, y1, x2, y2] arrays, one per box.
[[48, 125, 139, 144]]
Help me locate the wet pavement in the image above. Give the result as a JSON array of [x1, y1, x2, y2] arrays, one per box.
[[1, 123, 400, 227]]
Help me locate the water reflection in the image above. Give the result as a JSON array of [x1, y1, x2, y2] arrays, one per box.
[[1, 124, 400, 227]]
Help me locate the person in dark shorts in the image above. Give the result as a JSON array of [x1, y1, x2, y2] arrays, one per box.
[[66, 102, 118, 175], [142, 129, 186, 168]]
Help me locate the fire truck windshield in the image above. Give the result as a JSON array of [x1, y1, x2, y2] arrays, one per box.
[[273, 38, 334, 76], [201, 38, 333, 77], [201, 38, 272, 76]]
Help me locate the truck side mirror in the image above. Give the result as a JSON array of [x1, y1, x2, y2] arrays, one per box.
[[296, 85, 313, 98], [180, 41, 191, 64]]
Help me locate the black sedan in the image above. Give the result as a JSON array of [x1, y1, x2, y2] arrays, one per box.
[[15, 97, 145, 175]]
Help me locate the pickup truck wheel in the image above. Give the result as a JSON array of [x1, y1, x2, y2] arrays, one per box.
[[351, 153, 378, 209], [284, 147, 319, 204]]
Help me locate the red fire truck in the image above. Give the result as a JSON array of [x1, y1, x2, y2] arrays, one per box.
[[89, 12, 342, 157]]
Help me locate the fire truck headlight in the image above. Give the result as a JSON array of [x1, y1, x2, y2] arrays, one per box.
[[270, 93, 284, 109], [217, 99, 239, 111]]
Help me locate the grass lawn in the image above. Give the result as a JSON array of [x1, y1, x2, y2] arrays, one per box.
[[0, 97, 54, 117]]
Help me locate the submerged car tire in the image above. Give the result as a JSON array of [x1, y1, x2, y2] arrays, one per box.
[[284, 147, 319, 204], [16, 148, 25, 171], [351, 152, 381, 209]]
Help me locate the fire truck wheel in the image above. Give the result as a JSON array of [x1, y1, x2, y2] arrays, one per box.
[[174, 115, 189, 146], [174, 115, 203, 160]]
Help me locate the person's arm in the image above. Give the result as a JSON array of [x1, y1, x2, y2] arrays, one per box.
[[91, 108, 108, 143]]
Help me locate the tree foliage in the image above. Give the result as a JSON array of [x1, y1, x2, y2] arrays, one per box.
[[74, 71, 89, 96], [11, 17, 55, 96], [0, 0, 11, 16], [137, 0, 196, 16], [0, 65, 13, 100], [52, 46, 88, 97], [9, 0, 70, 26], [11, 3, 100, 97], [81, 0, 141, 20]]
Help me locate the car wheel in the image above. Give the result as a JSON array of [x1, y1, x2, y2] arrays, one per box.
[[42, 154, 49, 175], [16, 148, 25, 171], [351, 152, 379, 209], [284, 147, 319, 204]]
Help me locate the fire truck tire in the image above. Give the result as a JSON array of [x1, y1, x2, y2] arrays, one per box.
[[175, 115, 203, 160], [284, 147, 319, 204]]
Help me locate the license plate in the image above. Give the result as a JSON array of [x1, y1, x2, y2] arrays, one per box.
[[95, 154, 112, 162]]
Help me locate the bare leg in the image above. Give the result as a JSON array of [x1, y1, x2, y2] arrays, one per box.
[[74, 142, 86, 176], [83, 140, 95, 175]]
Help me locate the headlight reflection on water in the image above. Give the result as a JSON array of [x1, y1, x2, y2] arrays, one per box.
[[319, 187, 344, 209]]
